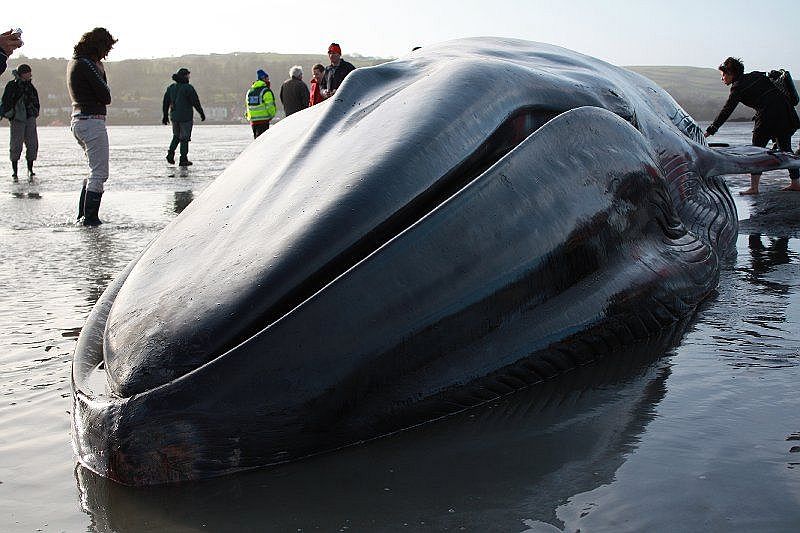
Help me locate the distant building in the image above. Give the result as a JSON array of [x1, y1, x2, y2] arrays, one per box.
[[108, 107, 143, 119], [205, 107, 228, 121], [41, 107, 64, 117]]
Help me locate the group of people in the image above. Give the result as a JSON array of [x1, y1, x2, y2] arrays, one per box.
[[161, 41, 357, 164], [0, 27, 113, 224], [243, 42, 356, 138], [2, 27, 798, 227], [0, 29, 358, 226]]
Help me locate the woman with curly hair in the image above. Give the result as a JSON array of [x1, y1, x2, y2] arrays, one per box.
[[67, 27, 117, 225]]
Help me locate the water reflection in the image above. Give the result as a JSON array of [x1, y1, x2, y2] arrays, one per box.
[[737, 191, 800, 239], [75, 329, 683, 532], [746, 234, 794, 293], [167, 166, 191, 179], [172, 190, 194, 214], [704, 231, 800, 369], [61, 326, 83, 339], [78, 228, 120, 307]]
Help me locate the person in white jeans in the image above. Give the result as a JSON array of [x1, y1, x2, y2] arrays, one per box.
[[71, 117, 109, 193], [67, 27, 116, 226]]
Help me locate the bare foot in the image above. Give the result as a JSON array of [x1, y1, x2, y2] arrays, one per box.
[[739, 188, 759, 195], [780, 183, 800, 192]]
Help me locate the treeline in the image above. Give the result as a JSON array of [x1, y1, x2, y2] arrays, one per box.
[[1, 54, 796, 125]]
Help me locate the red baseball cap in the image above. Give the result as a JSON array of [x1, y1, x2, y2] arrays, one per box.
[[328, 43, 342, 55]]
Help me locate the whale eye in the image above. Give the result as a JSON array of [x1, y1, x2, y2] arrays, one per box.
[[462, 107, 565, 179]]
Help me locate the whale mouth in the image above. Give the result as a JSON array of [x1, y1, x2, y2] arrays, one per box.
[[194, 102, 645, 363], [100, 105, 577, 398], [220, 108, 567, 351], [101, 100, 646, 398]]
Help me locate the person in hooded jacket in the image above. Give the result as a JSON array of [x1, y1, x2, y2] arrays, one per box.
[[1, 63, 39, 182], [162, 67, 205, 166], [705, 56, 800, 194]]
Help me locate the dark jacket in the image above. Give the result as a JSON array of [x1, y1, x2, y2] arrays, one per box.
[[707, 71, 800, 136], [0, 75, 40, 119], [0, 50, 7, 76], [321, 59, 355, 94], [163, 73, 205, 123], [279, 77, 310, 116], [67, 57, 111, 116]]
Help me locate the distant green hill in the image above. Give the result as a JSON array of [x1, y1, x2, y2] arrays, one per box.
[[627, 65, 758, 122], [1, 54, 795, 125]]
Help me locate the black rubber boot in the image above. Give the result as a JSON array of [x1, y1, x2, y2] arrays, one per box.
[[77, 183, 87, 221], [11, 160, 18, 182], [82, 190, 103, 226], [26, 159, 35, 180], [166, 150, 175, 165]]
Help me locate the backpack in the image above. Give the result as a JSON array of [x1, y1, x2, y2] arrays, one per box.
[[768, 69, 800, 106]]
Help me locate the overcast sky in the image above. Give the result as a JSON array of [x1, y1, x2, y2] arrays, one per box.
[[7, 0, 799, 74]]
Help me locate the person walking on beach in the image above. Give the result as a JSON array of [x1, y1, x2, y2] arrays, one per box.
[[0, 28, 23, 76], [309, 63, 325, 106], [279, 65, 309, 117], [1, 64, 39, 182], [68, 27, 116, 226], [705, 57, 800, 194], [321, 43, 355, 99], [162, 67, 205, 167], [245, 69, 276, 139]]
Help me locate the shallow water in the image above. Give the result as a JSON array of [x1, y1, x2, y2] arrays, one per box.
[[1, 123, 799, 532]]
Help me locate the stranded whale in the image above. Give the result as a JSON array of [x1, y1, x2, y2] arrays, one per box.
[[72, 37, 800, 485]]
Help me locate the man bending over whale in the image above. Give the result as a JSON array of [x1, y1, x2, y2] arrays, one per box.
[[705, 56, 800, 195]]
